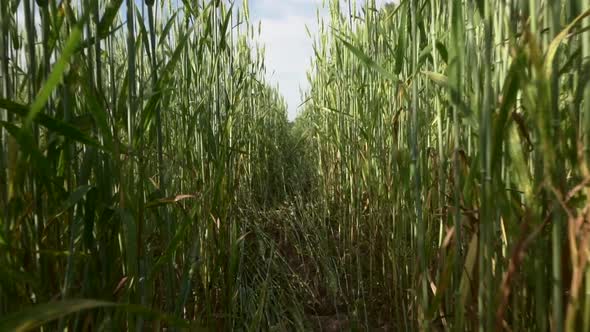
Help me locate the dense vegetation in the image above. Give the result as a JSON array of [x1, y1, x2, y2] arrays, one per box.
[[0, 0, 304, 330], [300, 0, 590, 330], [1, 0, 590, 331]]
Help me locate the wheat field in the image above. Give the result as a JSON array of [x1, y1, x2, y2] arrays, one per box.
[[1, 0, 590, 331]]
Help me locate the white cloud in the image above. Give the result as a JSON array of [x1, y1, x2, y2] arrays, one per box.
[[253, 14, 320, 120], [248, 0, 392, 120]]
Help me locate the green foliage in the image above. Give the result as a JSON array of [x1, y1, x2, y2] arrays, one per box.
[[297, 0, 590, 330], [0, 0, 300, 329]]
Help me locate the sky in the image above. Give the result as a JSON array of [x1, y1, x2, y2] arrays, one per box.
[[16, 0, 391, 120], [247, 0, 391, 120]]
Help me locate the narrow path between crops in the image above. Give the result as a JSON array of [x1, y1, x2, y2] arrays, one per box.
[[243, 192, 395, 331]]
